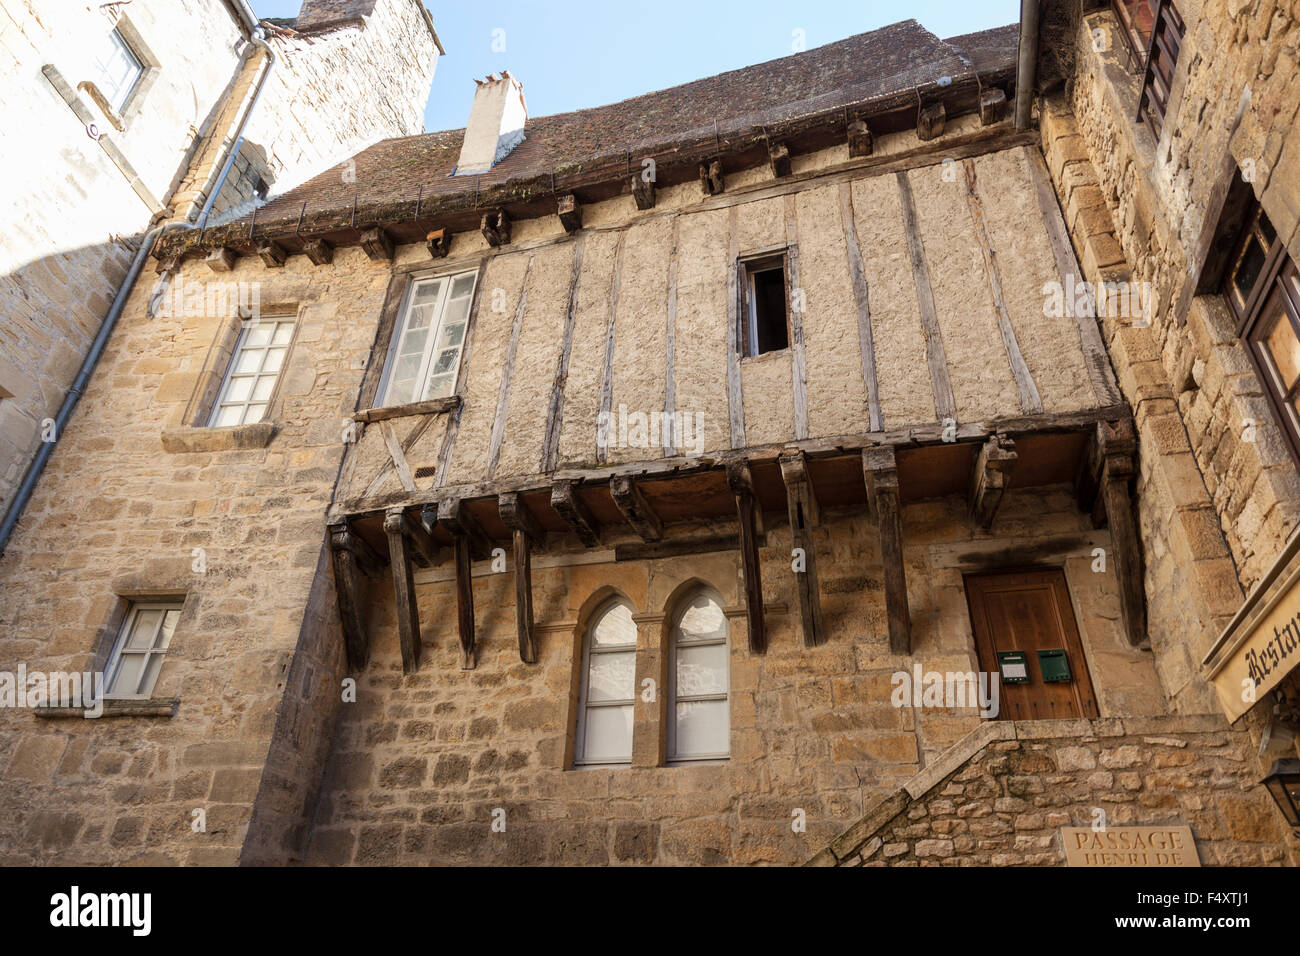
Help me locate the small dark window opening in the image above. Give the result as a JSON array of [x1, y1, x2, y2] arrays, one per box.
[[253, 174, 270, 202], [740, 253, 789, 358], [1225, 200, 1300, 468]]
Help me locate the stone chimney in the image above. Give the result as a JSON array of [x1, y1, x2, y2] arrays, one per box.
[[455, 72, 527, 175]]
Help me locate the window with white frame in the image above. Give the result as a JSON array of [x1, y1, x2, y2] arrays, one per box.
[[668, 587, 730, 762], [104, 602, 181, 699], [380, 270, 477, 407], [574, 597, 637, 766], [209, 317, 295, 427], [91, 27, 144, 114]]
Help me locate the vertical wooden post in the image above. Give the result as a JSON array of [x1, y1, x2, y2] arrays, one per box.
[[779, 452, 824, 648], [1097, 420, 1146, 647], [499, 492, 543, 664], [727, 461, 766, 654], [384, 510, 422, 673], [863, 447, 911, 655], [328, 520, 386, 672]]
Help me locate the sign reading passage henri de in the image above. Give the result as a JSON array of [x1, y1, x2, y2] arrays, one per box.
[[1061, 826, 1199, 867]]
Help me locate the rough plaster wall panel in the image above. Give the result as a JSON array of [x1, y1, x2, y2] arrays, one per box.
[[973, 147, 1095, 413], [497, 242, 577, 478], [796, 184, 872, 438], [671, 208, 732, 455], [906, 165, 1018, 423], [556, 230, 621, 465], [735, 196, 785, 253], [444, 254, 530, 484], [849, 175, 934, 427], [741, 353, 794, 446], [607, 218, 673, 464]]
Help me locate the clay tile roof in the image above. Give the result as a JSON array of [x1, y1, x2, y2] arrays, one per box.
[[943, 23, 1021, 74]]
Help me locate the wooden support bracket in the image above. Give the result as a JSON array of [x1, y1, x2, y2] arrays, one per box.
[[556, 193, 582, 234], [551, 480, 600, 547], [631, 173, 655, 210], [302, 238, 333, 266], [205, 246, 236, 273], [768, 141, 792, 178], [257, 240, 287, 268], [359, 227, 394, 262], [863, 447, 910, 654], [384, 509, 423, 673], [700, 159, 724, 196], [779, 452, 824, 648], [328, 520, 387, 672], [847, 119, 873, 158], [969, 435, 1017, 531], [1096, 419, 1146, 647], [726, 461, 767, 654], [431, 499, 483, 669], [979, 87, 1008, 125], [426, 227, 451, 258], [918, 101, 946, 141], [499, 492, 542, 663], [481, 209, 511, 247], [610, 476, 663, 542]]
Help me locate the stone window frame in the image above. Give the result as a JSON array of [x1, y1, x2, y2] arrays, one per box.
[[207, 314, 299, 427], [1227, 201, 1300, 469], [102, 600, 184, 700], [665, 584, 732, 764], [82, 15, 162, 132], [572, 592, 639, 768]]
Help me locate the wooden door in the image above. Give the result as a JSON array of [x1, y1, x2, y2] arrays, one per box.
[[965, 568, 1100, 721]]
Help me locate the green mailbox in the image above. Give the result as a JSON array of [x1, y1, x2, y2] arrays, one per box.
[[1037, 648, 1072, 683], [996, 650, 1030, 684]]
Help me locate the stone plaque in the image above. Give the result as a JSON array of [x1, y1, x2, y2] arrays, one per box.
[[1061, 826, 1199, 867]]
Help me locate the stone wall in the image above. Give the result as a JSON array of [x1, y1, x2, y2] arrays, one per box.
[[302, 487, 1157, 866], [813, 715, 1298, 866]]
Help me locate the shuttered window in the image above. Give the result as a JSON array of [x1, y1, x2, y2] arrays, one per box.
[[1133, 0, 1185, 140]]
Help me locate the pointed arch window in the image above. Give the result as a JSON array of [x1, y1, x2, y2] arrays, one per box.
[[574, 597, 637, 766], [668, 587, 730, 762]]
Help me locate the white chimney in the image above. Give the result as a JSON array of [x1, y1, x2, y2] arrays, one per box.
[[455, 71, 527, 176]]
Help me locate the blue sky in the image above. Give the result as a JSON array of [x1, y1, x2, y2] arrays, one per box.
[[254, 1, 1020, 133]]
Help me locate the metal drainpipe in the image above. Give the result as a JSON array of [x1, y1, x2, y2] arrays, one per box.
[[0, 18, 276, 557], [1015, 0, 1040, 129]]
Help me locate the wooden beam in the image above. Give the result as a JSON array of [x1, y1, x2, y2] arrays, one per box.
[[780, 452, 824, 648], [700, 159, 724, 196], [481, 208, 510, 246], [768, 141, 792, 178], [556, 193, 582, 234], [425, 227, 451, 258], [540, 233, 586, 472], [403, 508, 439, 567], [384, 510, 423, 673], [863, 447, 910, 654], [609, 475, 663, 542], [205, 246, 236, 273], [434, 497, 493, 562], [631, 173, 655, 210], [551, 480, 600, 547], [257, 240, 287, 268], [359, 227, 393, 262], [847, 119, 872, 158], [839, 181, 884, 432], [978, 88, 1007, 125], [725, 205, 745, 448], [918, 101, 946, 140], [302, 238, 333, 266], [498, 492, 540, 664], [615, 531, 765, 562], [968, 435, 1017, 531], [1097, 419, 1146, 647], [726, 462, 766, 654], [327, 521, 384, 671], [964, 158, 1043, 415], [896, 171, 957, 423]]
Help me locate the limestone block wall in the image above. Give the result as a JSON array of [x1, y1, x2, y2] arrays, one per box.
[[815, 715, 1297, 867], [304, 487, 1159, 866], [1066, 2, 1300, 593], [0, 0, 244, 516], [0, 248, 391, 864]]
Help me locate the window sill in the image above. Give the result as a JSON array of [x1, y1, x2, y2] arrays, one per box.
[[161, 421, 276, 453], [34, 698, 179, 719], [740, 347, 792, 366], [353, 396, 461, 423]]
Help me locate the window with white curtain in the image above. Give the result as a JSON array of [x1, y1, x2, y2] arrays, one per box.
[[668, 587, 730, 762], [574, 597, 637, 766], [380, 270, 477, 407]]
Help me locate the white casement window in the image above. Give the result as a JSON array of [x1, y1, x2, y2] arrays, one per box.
[[92, 27, 144, 113], [380, 270, 477, 407], [209, 318, 295, 427], [668, 587, 730, 762], [104, 602, 181, 699], [574, 597, 638, 766]]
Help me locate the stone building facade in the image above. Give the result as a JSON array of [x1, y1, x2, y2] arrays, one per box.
[[0, 0, 441, 520], [0, 2, 1297, 867]]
